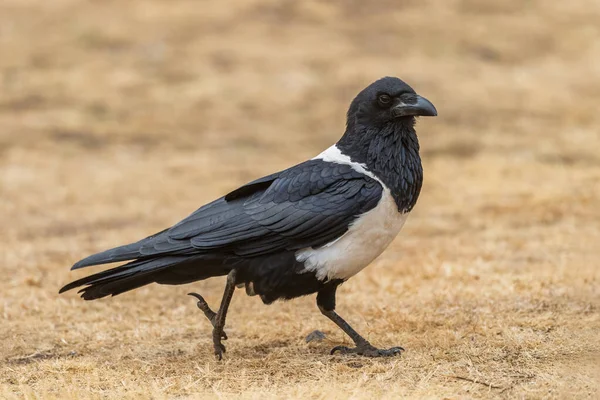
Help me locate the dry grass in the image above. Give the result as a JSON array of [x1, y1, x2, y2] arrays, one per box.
[[1, 0, 600, 398]]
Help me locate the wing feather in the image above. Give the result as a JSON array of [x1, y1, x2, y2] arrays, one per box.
[[70, 159, 383, 270]]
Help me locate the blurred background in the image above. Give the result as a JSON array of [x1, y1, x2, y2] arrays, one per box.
[[1, 1, 599, 398]]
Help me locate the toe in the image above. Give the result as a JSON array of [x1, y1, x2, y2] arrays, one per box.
[[213, 343, 226, 360], [188, 292, 207, 308], [379, 346, 403, 357], [330, 345, 352, 355]]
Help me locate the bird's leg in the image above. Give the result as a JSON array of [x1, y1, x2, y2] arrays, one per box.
[[316, 283, 404, 357], [211, 269, 238, 360], [187, 292, 227, 340]]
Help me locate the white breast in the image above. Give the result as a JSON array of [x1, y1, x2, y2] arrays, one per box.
[[294, 145, 409, 281]]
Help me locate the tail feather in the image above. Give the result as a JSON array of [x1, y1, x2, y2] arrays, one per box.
[[71, 241, 147, 270], [60, 256, 190, 300], [71, 229, 169, 270], [61, 254, 231, 300], [78, 266, 170, 300]]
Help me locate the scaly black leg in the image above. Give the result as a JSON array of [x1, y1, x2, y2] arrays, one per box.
[[211, 269, 238, 360], [316, 282, 404, 357], [187, 292, 227, 340]]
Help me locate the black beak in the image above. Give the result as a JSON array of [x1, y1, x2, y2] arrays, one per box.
[[392, 95, 437, 117]]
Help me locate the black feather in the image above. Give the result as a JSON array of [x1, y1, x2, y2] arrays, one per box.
[[61, 76, 429, 306]]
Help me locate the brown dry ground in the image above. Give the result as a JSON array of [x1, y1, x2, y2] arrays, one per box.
[[1, 0, 600, 399]]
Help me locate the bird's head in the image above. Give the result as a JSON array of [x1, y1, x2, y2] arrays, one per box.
[[346, 76, 437, 131]]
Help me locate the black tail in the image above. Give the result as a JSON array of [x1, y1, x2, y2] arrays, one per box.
[[60, 256, 187, 299], [60, 255, 230, 300], [71, 229, 169, 270]]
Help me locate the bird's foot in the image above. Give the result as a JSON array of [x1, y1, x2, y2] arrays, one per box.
[[330, 342, 404, 357], [188, 292, 227, 340], [213, 329, 227, 360]]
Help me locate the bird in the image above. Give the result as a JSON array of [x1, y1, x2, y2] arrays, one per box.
[[60, 76, 437, 359]]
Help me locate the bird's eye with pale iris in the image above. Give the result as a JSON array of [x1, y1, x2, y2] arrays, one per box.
[[378, 94, 392, 107]]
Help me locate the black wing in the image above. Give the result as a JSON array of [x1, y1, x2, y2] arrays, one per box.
[[72, 160, 382, 269]]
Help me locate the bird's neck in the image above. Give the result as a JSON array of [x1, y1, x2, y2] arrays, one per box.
[[337, 118, 423, 213]]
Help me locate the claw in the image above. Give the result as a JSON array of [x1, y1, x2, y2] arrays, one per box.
[[188, 292, 216, 319], [188, 293, 227, 340], [330, 343, 404, 357], [213, 333, 227, 360], [330, 345, 351, 355]]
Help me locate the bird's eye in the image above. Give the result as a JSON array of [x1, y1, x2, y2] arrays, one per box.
[[378, 94, 392, 107]]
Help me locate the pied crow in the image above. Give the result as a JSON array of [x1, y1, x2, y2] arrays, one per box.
[[60, 76, 437, 359]]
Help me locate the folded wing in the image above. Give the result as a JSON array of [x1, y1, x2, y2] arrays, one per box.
[[71, 160, 383, 270]]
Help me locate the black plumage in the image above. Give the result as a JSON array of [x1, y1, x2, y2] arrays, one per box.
[[60, 76, 437, 359]]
